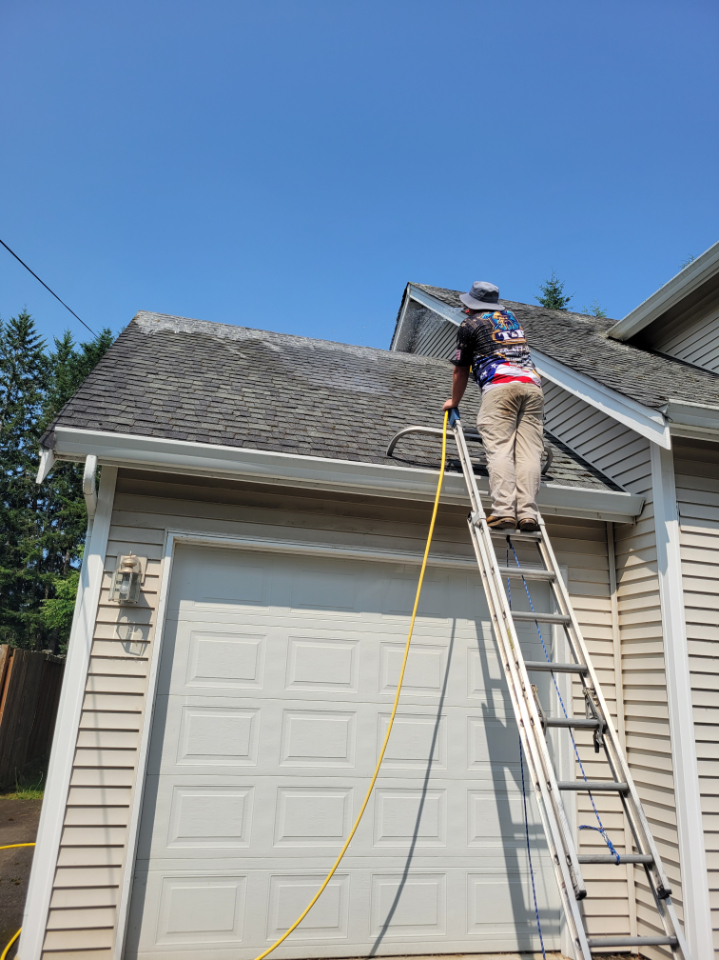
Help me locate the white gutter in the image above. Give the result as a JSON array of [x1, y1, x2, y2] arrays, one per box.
[[608, 239, 719, 342], [44, 425, 644, 523], [404, 285, 672, 450], [663, 399, 719, 442]]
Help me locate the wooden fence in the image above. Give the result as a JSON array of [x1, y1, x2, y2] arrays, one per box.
[[0, 646, 65, 791]]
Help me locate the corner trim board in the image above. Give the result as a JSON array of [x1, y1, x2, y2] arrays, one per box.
[[18, 466, 118, 960], [650, 443, 713, 959]]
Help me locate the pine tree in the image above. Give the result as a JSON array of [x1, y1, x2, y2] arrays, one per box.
[[0, 313, 50, 647], [537, 272, 572, 311], [37, 329, 114, 651], [581, 299, 608, 319], [0, 314, 114, 651]]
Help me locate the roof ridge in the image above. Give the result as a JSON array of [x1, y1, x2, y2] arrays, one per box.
[[131, 311, 450, 367]]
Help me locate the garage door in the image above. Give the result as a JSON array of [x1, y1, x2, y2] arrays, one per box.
[[124, 543, 561, 959]]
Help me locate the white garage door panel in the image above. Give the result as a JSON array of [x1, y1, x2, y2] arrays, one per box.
[[136, 772, 549, 861], [128, 866, 559, 958], [125, 544, 561, 959]]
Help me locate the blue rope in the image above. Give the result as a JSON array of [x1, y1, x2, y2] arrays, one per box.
[[519, 735, 547, 960], [507, 537, 621, 865]]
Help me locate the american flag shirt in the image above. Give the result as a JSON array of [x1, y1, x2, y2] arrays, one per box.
[[451, 309, 542, 394]]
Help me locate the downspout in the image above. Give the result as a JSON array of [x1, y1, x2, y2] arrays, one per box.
[[606, 521, 637, 941]]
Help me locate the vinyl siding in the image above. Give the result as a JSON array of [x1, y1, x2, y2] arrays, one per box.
[[394, 304, 457, 361], [674, 437, 719, 950], [40, 470, 624, 957], [651, 295, 719, 372], [543, 380, 682, 957]]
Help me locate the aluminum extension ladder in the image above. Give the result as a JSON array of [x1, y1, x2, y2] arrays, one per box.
[[389, 410, 690, 960]]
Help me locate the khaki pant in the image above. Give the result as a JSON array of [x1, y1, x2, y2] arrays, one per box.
[[476, 382, 544, 521]]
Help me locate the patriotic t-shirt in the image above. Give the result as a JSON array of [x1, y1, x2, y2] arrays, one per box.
[[451, 309, 542, 394]]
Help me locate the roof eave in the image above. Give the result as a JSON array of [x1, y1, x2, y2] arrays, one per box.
[[41, 426, 644, 524], [608, 239, 719, 342], [663, 400, 719, 442]]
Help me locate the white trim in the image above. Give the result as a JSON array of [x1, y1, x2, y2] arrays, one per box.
[[47, 426, 645, 522], [650, 444, 713, 960], [407, 284, 466, 324], [19, 466, 118, 960], [609, 239, 719, 341], [404, 284, 672, 449], [36, 445, 56, 484], [83, 454, 98, 519], [113, 529, 176, 960], [533, 349, 671, 449], [391, 287, 413, 350], [664, 399, 719, 442]]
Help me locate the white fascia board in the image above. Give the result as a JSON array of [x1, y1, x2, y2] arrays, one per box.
[[663, 399, 719, 442], [405, 285, 672, 449], [533, 349, 671, 449], [48, 426, 644, 522], [407, 284, 465, 325], [609, 239, 719, 341]]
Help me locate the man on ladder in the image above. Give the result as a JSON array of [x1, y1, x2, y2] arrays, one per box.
[[443, 280, 544, 532]]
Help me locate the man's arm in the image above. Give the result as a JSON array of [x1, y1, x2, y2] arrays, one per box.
[[443, 364, 470, 411]]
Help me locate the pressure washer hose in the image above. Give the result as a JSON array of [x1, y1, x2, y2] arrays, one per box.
[[254, 411, 449, 960], [0, 842, 36, 960], [0, 416, 448, 960]]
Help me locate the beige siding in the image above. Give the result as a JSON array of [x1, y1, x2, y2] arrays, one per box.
[[651, 294, 719, 372], [674, 437, 719, 948], [42, 470, 624, 956], [543, 380, 683, 954]]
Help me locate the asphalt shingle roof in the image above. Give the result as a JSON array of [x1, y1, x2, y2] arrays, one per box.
[[44, 311, 622, 494], [414, 283, 719, 411]]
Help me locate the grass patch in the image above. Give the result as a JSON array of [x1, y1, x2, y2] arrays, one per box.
[[0, 763, 46, 800]]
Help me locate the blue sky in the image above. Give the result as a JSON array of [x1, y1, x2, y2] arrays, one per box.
[[1, 0, 718, 349]]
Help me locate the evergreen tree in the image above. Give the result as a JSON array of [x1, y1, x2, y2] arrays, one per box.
[[581, 299, 608, 319], [0, 313, 50, 646], [537, 272, 572, 311], [0, 314, 114, 651]]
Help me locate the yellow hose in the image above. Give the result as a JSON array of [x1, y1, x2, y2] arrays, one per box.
[[0, 840, 36, 958], [0, 930, 20, 960], [254, 411, 449, 960]]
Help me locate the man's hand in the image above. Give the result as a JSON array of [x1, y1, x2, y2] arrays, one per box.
[[443, 365, 470, 412]]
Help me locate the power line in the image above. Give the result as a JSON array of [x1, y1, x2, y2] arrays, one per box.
[[0, 237, 98, 338]]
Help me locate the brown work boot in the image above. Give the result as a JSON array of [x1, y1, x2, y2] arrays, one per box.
[[518, 517, 539, 533], [487, 516, 516, 529]]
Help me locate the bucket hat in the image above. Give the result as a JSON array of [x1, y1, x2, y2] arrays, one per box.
[[459, 281, 504, 312]]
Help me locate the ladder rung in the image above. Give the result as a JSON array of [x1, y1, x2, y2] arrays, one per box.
[[525, 660, 588, 675], [579, 853, 653, 864], [588, 937, 677, 949], [511, 610, 571, 624], [545, 716, 599, 728], [558, 780, 629, 793], [489, 529, 542, 541], [498, 567, 556, 582]]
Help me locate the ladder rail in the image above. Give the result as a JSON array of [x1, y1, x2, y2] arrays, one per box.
[[452, 420, 588, 895], [450, 416, 593, 960], [445, 411, 691, 960], [536, 515, 675, 901]]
